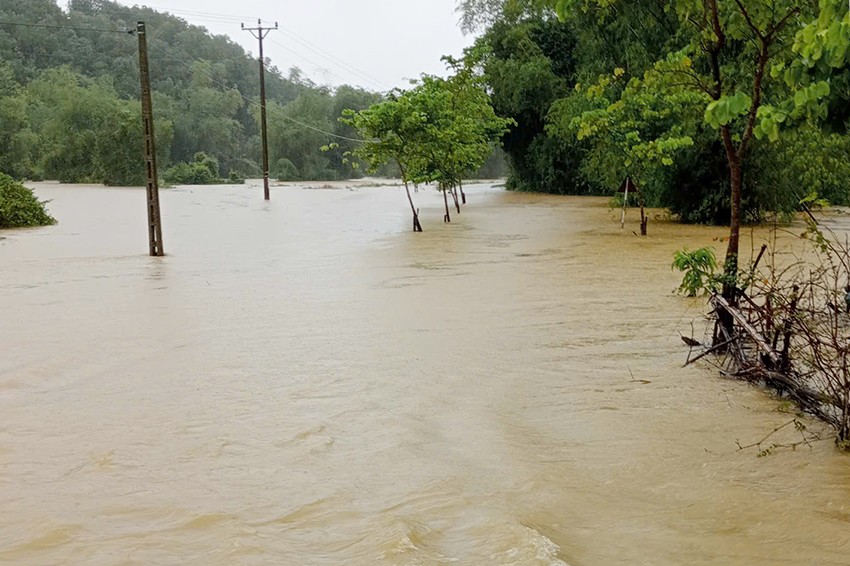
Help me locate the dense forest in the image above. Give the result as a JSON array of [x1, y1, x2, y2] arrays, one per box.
[[0, 0, 511, 186], [459, 0, 850, 224]]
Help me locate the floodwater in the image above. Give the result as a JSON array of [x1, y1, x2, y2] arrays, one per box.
[[1, 180, 849, 565]]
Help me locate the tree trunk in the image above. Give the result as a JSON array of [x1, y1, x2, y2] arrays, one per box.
[[451, 183, 460, 214], [721, 125, 743, 285], [459, 179, 466, 205], [442, 184, 451, 223], [399, 163, 422, 233], [403, 180, 422, 232], [717, 125, 743, 342], [639, 197, 647, 236]]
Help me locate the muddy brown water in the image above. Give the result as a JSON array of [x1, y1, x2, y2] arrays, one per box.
[[1, 180, 849, 565]]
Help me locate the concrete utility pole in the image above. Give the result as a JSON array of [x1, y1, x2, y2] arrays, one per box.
[[137, 21, 164, 256], [242, 19, 278, 201]]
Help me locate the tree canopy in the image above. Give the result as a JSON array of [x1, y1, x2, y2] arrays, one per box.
[[343, 60, 512, 230], [461, 0, 850, 235]]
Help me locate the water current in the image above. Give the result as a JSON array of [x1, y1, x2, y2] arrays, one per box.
[[1, 180, 849, 564]]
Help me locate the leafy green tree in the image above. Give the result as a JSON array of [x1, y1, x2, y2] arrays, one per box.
[[344, 65, 511, 229], [32, 70, 123, 183], [468, 11, 590, 194], [170, 62, 244, 168], [342, 91, 429, 231], [550, 0, 815, 289], [0, 64, 38, 179], [548, 66, 704, 232], [266, 88, 338, 181], [416, 63, 513, 218]]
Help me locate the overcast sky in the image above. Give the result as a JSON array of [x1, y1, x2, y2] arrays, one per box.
[[108, 0, 475, 91]]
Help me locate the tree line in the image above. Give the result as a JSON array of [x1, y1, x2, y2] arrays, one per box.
[[0, 0, 417, 185], [459, 0, 850, 226]]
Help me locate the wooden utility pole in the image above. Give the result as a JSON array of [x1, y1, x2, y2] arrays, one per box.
[[137, 21, 164, 256], [242, 19, 277, 201]]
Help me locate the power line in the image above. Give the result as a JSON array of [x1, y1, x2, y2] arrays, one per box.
[[2, 13, 368, 144], [109, 3, 391, 90], [0, 20, 134, 34], [276, 27, 391, 90], [146, 43, 365, 143], [126, 5, 250, 24], [266, 37, 374, 89]]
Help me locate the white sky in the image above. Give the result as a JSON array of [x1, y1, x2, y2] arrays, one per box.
[[110, 0, 476, 91]]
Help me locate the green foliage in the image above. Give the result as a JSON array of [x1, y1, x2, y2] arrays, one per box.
[[343, 61, 512, 189], [469, 13, 596, 194], [0, 172, 55, 228], [776, 0, 850, 132], [0, 0, 380, 184], [749, 126, 850, 209], [705, 93, 753, 130], [162, 152, 221, 185], [519, 0, 850, 239], [226, 170, 245, 184], [549, 64, 704, 204], [672, 247, 719, 297], [264, 86, 382, 181], [272, 158, 299, 181]]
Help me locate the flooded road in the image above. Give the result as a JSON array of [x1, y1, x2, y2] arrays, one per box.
[[2, 180, 849, 565]]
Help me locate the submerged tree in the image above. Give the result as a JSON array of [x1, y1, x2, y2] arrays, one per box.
[[549, 0, 823, 304], [343, 66, 511, 230], [342, 93, 428, 231]]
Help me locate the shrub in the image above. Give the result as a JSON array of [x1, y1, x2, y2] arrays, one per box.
[[162, 152, 221, 185], [273, 158, 299, 181], [0, 173, 56, 228]]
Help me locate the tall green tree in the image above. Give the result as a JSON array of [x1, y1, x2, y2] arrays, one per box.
[[344, 67, 511, 229], [550, 0, 815, 288], [342, 92, 429, 231]]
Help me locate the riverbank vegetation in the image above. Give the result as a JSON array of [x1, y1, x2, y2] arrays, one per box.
[[0, 173, 55, 228], [459, 0, 850, 231], [680, 219, 850, 449], [539, 0, 850, 447]]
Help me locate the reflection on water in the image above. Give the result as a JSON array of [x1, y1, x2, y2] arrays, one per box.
[[1, 180, 849, 565]]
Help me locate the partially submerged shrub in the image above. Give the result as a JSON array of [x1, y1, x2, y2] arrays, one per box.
[[162, 152, 221, 185], [0, 173, 55, 228]]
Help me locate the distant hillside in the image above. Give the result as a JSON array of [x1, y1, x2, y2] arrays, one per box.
[[0, 0, 382, 184]]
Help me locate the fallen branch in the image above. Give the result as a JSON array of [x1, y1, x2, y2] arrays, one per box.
[[685, 333, 740, 367]]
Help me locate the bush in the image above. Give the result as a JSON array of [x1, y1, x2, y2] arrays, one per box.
[[0, 172, 55, 228], [162, 152, 221, 185], [273, 158, 299, 181]]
